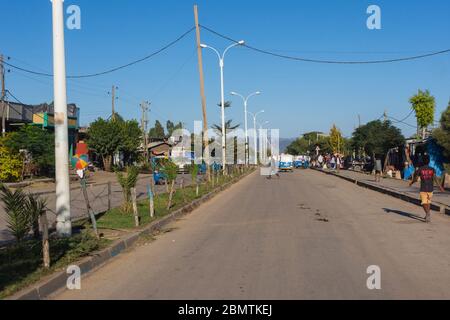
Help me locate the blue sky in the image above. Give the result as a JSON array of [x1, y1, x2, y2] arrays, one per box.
[[2, 0, 449, 138]]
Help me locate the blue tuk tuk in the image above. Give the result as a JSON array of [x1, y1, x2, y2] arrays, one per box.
[[151, 156, 167, 185], [279, 154, 294, 172]]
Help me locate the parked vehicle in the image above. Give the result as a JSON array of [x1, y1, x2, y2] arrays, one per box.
[[294, 156, 303, 169], [303, 156, 310, 169], [294, 155, 310, 169], [344, 156, 374, 172], [279, 154, 294, 172], [151, 156, 167, 185], [198, 163, 207, 175]]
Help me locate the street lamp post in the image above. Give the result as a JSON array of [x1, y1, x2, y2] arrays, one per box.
[[51, 0, 72, 237], [200, 41, 245, 174], [247, 110, 265, 165], [231, 91, 261, 166], [258, 121, 270, 162]]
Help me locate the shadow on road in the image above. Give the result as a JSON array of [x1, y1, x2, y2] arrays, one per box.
[[383, 208, 425, 222]]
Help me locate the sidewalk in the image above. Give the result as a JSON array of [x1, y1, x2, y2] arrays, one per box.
[[312, 168, 450, 214]]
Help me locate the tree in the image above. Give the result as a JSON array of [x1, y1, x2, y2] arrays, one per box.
[[352, 120, 405, 157], [116, 166, 139, 213], [4, 125, 55, 176], [217, 101, 232, 109], [212, 120, 240, 135], [286, 137, 310, 155], [24, 193, 47, 240], [119, 120, 142, 165], [166, 121, 183, 138], [329, 125, 344, 154], [161, 159, 178, 210], [0, 185, 46, 243], [0, 185, 29, 243], [87, 116, 142, 171], [87, 118, 122, 172], [148, 120, 166, 142], [410, 89, 436, 139], [286, 132, 332, 155], [434, 101, 450, 172], [190, 164, 200, 196]]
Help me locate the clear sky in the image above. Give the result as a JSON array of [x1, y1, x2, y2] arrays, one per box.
[[2, 0, 449, 138]]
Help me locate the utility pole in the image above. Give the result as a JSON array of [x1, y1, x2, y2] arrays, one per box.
[[1, 54, 6, 137], [109, 85, 118, 121], [194, 4, 210, 181], [141, 101, 150, 162], [358, 114, 361, 128], [383, 110, 388, 123], [51, 0, 72, 237]]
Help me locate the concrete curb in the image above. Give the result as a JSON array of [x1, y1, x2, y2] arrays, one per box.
[[311, 168, 450, 216], [8, 169, 256, 300]]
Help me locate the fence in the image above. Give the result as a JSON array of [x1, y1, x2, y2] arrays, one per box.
[[0, 165, 251, 243]]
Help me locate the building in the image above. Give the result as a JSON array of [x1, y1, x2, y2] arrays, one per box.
[[0, 101, 34, 129], [31, 102, 80, 149], [147, 141, 172, 157], [0, 100, 80, 151]]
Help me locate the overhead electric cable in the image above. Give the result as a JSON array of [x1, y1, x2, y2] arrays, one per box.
[[388, 116, 417, 128], [3, 27, 195, 78], [5, 89, 46, 122], [200, 25, 450, 64]]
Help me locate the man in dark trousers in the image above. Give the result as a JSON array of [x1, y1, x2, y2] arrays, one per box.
[[409, 154, 445, 223]]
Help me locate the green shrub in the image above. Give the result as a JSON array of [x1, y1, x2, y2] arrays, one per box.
[[0, 185, 48, 243], [0, 145, 23, 182], [3, 126, 55, 177], [0, 186, 29, 242]]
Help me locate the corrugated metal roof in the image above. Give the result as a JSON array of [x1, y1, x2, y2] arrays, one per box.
[[1, 100, 79, 122]]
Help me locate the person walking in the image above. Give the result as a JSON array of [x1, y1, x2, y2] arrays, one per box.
[[409, 154, 445, 223], [336, 155, 341, 173], [268, 156, 280, 179], [374, 156, 383, 182], [330, 156, 336, 170], [318, 154, 324, 168]]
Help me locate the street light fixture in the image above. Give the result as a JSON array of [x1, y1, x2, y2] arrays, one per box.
[[230, 91, 262, 166], [200, 40, 245, 174], [247, 110, 265, 165]]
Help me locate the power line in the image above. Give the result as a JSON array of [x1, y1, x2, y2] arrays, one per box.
[[5, 89, 46, 122], [395, 109, 415, 123], [11, 68, 174, 124], [200, 25, 450, 65], [3, 27, 195, 79], [387, 116, 417, 128], [5, 89, 24, 105], [11, 68, 110, 100]]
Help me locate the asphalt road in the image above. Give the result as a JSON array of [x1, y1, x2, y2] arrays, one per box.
[[53, 169, 450, 300]]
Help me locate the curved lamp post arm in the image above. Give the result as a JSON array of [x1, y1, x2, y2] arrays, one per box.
[[258, 121, 270, 129], [223, 41, 245, 59], [231, 92, 246, 103], [201, 44, 222, 62], [245, 91, 261, 104], [231, 91, 261, 105]]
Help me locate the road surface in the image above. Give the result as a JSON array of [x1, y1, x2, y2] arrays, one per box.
[[53, 169, 450, 299]]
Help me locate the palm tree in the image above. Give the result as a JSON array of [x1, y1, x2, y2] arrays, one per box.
[[217, 101, 232, 109], [212, 120, 240, 135], [0, 185, 29, 243], [116, 166, 139, 213]]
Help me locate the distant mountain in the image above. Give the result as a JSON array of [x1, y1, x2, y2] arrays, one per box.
[[279, 138, 296, 153]]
